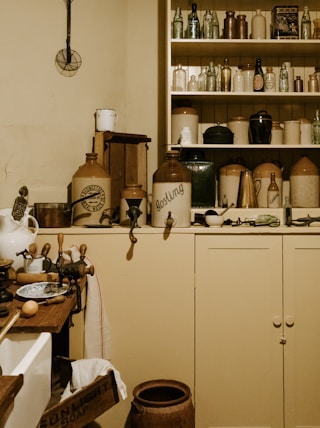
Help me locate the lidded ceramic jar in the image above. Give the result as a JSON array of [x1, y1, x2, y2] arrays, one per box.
[[253, 162, 283, 208], [171, 107, 199, 145], [219, 163, 246, 207], [290, 156, 319, 207]]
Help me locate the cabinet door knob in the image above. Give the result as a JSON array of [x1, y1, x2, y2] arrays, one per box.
[[285, 316, 294, 327], [273, 316, 282, 328]]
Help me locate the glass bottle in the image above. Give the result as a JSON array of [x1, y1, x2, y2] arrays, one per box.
[[279, 64, 289, 92], [120, 184, 147, 226], [172, 64, 186, 91], [283, 196, 292, 226], [187, 3, 200, 39], [221, 58, 231, 92], [188, 75, 198, 91], [264, 66, 276, 92], [206, 62, 216, 91], [224, 11, 237, 39], [236, 14, 248, 39], [294, 76, 304, 92], [301, 6, 311, 40], [308, 74, 319, 92], [251, 9, 266, 39], [72, 152, 111, 226], [312, 109, 320, 144], [151, 151, 191, 227], [267, 172, 280, 208], [198, 66, 207, 91], [173, 6, 184, 39], [203, 10, 213, 39], [212, 11, 220, 39], [216, 64, 222, 91], [253, 58, 264, 92], [233, 68, 244, 92]]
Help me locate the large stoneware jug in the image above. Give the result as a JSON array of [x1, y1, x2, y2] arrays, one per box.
[[0, 208, 39, 270]]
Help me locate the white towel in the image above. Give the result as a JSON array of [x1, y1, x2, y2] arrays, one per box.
[[62, 245, 111, 360], [60, 358, 127, 401]]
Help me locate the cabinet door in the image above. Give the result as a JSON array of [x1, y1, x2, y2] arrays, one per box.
[[283, 235, 320, 428], [195, 235, 283, 428]]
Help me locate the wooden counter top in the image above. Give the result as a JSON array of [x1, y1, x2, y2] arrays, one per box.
[[0, 375, 23, 420], [0, 278, 86, 334]]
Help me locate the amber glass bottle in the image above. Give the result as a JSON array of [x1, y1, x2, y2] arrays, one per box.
[[152, 151, 191, 227]]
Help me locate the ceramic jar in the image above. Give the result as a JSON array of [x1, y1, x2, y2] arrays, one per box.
[[271, 121, 283, 145], [290, 156, 319, 207], [253, 162, 283, 208], [219, 163, 246, 207], [227, 117, 249, 144], [171, 107, 199, 145], [120, 184, 147, 226], [299, 118, 312, 145]]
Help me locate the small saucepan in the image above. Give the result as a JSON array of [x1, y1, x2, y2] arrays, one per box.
[[33, 193, 99, 228]]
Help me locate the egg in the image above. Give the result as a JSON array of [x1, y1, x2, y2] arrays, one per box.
[[21, 300, 39, 318]]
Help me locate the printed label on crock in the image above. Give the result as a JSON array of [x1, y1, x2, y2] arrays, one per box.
[[152, 182, 191, 227]]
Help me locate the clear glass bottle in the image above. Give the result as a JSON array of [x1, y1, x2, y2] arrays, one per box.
[[212, 11, 220, 39], [301, 6, 311, 40], [198, 66, 207, 91], [267, 172, 280, 208], [151, 151, 191, 227], [202, 10, 213, 39], [72, 152, 111, 226], [253, 58, 264, 92], [187, 3, 200, 39], [221, 58, 231, 92], [279, 64, 289, 92], [216, 64, 222, 91], [264, 66, 276, 92], [312, 109, 320, 144], [188, 75, 198, 91], [206, 62, 216, 91], [173, 6, 184, 39], [172, 64, 186, 91], [251, 9, 266, 39], [233, 68, 244, 92], [283, 196, 292, 226]]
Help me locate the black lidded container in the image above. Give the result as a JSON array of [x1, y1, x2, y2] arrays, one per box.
[[249, 110, 272, 144], [181, 151, 216, 207]]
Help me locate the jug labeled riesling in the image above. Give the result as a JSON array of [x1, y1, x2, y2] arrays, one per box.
[[152, 151, 191, 227]]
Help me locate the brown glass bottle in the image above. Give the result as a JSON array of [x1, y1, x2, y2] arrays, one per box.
[[224, 11, 237, 39], [72, 152, 111, 226], [152, 151, 191, 227]]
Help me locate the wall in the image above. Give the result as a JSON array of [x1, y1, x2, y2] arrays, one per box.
[[0, 0, 163, 207]]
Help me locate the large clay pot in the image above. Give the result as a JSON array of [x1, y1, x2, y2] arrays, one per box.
[[290, 156, 319, 207], [0, 208, 39, 270], [253, 162, 283, 208]]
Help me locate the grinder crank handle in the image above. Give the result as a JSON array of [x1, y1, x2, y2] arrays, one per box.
[[79, 244, 87, 261], [57, 233, 64, 265]]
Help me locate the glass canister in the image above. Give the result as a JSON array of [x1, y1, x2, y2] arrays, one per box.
[[238, 63, 255, 92], [290, 156, 319, 207], [171, 107, 199, 145], [181, 151, 216, 207], [120, 184, 147, 226], [152, 151, 191, 227], [72, 152, 111, 226]]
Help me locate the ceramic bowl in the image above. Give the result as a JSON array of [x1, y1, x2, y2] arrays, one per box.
[[205, 214, 224, 227]]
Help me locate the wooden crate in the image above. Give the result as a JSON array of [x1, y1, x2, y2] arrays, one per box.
[[94, 132, 151, 211], [39, 371, 119, 428]]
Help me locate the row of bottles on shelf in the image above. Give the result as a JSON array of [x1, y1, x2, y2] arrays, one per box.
[[173, 4, 318, 40], [172, 59, 320, 93]]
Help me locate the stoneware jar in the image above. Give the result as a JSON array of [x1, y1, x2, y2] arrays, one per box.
[[253, 162, 283, 208], [171, 107, 199, 145], [290, 156, 319, 207], [219, 163, 246, 207]]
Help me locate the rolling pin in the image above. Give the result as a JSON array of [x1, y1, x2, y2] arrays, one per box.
[[16, 272, 66, 285]]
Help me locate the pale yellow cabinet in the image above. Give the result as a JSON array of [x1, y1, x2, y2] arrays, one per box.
[[195, 234, 320, 428], [195, 234, 283, 428]]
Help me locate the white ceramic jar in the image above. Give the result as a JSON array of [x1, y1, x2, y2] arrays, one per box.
[[219, 164, 246, 207], [171, 107, 199, 145], [227, 117, 249, 145], [299, 118, 312, 145]]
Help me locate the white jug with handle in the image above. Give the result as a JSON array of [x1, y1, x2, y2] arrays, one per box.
[[0, 207, 39, 270]]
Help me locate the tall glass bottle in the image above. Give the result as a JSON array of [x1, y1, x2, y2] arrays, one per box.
[[72, 152, 111, 226], [267, 172, 280, 208], [202, 10, 213, 39], [206, 62, 216, 91], [173, 6, 184, 39], [187, 3, 200, 39], [216, 64, 222, 91], [279, 64, 289, 92], [301, 6, 311, 40], [212, 11, 220, 39], [151, 151, 191, 227], [221, 58, 231, 91], [198, 66, 207, 91], [253, 58, 264, 92], [312, 109, 320, 144], [172, 64, 186, 91]]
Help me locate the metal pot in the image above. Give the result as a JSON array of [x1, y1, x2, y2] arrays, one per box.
[[33, 193, 99, 228], [203, 124, 234, 144]]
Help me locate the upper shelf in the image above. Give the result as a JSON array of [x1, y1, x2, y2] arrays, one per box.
[[171, 39, 320, 58]]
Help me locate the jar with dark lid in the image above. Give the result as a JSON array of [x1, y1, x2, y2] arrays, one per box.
[[72, 152, 111, 226], [181, 151, 216, 207], [249, 110, 272, 144], [120, 184, 147, 226], [152, 151, 191, 227], [203, 124, 234, 144]]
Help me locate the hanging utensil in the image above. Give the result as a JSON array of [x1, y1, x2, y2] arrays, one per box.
[[55, 0, 82, 77]]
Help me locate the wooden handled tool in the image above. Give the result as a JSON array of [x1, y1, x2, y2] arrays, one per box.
[[16, 272, 65, 285], [38, 295, 66, 306]]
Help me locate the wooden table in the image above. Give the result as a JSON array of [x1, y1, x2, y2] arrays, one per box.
[[0, 375, 23, 420]]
